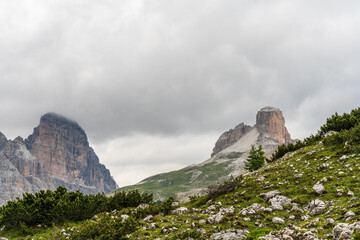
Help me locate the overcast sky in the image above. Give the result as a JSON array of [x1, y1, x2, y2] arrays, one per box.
[[1, 0, 359, 187]]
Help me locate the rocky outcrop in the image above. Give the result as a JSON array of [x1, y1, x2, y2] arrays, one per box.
[[0, 113, 118, 205], [211, 106, 292, 156], [211, 123, 252, 156], [255, 106, 292, 145]]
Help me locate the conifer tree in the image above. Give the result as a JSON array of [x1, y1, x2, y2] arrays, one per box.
[[245, 145, 265, 172]]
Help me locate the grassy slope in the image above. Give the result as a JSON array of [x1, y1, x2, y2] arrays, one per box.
[[126, 140, 360, 239], [2, 137, 359, 239], [114, 154, 241, 201]]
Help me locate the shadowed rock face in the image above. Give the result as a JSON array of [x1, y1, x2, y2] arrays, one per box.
[[211, 106, 292, 156], [211, 123, 252, 157], [0, 113, 118, 205]]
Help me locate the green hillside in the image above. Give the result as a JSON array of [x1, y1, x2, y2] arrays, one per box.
[[115, 153, 241, 201], [0, 108, 360, 239]]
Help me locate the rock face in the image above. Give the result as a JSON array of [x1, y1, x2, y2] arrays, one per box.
[[255, 106, 292, 145], [0, 113, 118, 205], [212, 106, 292, 156], [211, 123, 252, 156]]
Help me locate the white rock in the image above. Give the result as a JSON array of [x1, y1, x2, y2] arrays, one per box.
[[210, 229, 249, 240], [219, 206, 235, 215], [121, 214, 129, 222], [344, 210, 355, 219], [171, 207, 188, 215], [326, 218, 335, 224], [171, 202, 180, 207], [272, 217, 285, 224], [260, 190, 281, 201], [307, 199, 326, 215], [313, 182, 325, 194], [269, 195, 291, 209], [347, 190, 354, 196], [207, 213, 224, 224], [143, 215, 153, 222]]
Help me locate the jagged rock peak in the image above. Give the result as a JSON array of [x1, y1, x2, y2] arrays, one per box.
[[211, 107, 292, 156], [255, 106, 291, 144], [211, 122, 252, 156], [0, 131, 7, 150], [40, 112, 86, 137]]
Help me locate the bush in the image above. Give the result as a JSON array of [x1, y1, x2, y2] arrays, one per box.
[[206, 175, 243, 201], [106, 190, 153, 212], [319, 107, 360, 136], [0, 187, 153, 229]]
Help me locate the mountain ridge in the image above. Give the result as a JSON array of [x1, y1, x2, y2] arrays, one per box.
[[0, 113, 118, 205]]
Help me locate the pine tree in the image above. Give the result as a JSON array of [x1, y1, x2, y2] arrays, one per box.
[[245, 145, 265, 172]]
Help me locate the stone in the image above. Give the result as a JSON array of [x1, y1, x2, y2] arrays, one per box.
[[143, 215, 153, 222], [137, 203, 149, 209], [260, 190, 281, 201], [326, 218, 335, 224], [171, 202, 180, 207], [240, 203, 265, 215], [210, 229, 249, 240], [269, 195, 291, 210], [344, 210, 355, 219], [307, 199, 326, 215], [207, 213, 224, 224], [121, 214, 129, 222], [272, 217, 285, 224], [171, 207, 188, 215], [313, 182, 325, 195], [294, 174, 303, 178], [219, 206, 235, 215], [347, 190, 354, 196]]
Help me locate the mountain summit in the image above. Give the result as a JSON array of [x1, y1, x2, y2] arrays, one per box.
[[0, 113, 118, 205], [212, 106, 292, 156], [116, 106, 293, 201]]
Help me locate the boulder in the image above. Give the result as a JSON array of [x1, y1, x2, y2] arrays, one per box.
[[313, 182, 325, 195], [307, 199, 326, 215], [210, 229, 249, 240], [272, 217, 285, 225]]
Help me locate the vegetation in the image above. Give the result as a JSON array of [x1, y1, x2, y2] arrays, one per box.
[[245, 145, 265, 171], [0, 187, 152, 229], [1, 107, 360, 239]]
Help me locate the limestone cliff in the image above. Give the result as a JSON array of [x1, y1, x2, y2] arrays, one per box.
[[211, 106, 292, 156], [211, 123, 252, 157], [0, 113, 118, 205], [255, 106, 292, 144]]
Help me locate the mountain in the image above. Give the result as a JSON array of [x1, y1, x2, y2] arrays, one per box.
[[0, 113, 118, 205], [116, 106, 294, 201]]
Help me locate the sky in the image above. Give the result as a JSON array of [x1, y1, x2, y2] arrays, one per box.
[[1, 0, 360, 187]]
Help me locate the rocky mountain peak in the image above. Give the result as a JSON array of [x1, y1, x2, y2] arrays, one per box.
[[0, 131, 7, 150], [0, 113, 118, 205], [211, 106, 292, 156], [255, 106, 291, 144]]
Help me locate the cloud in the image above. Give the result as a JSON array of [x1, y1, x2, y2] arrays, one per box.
[[92, 132, 219, 186], [1, 0, 360, 185]]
